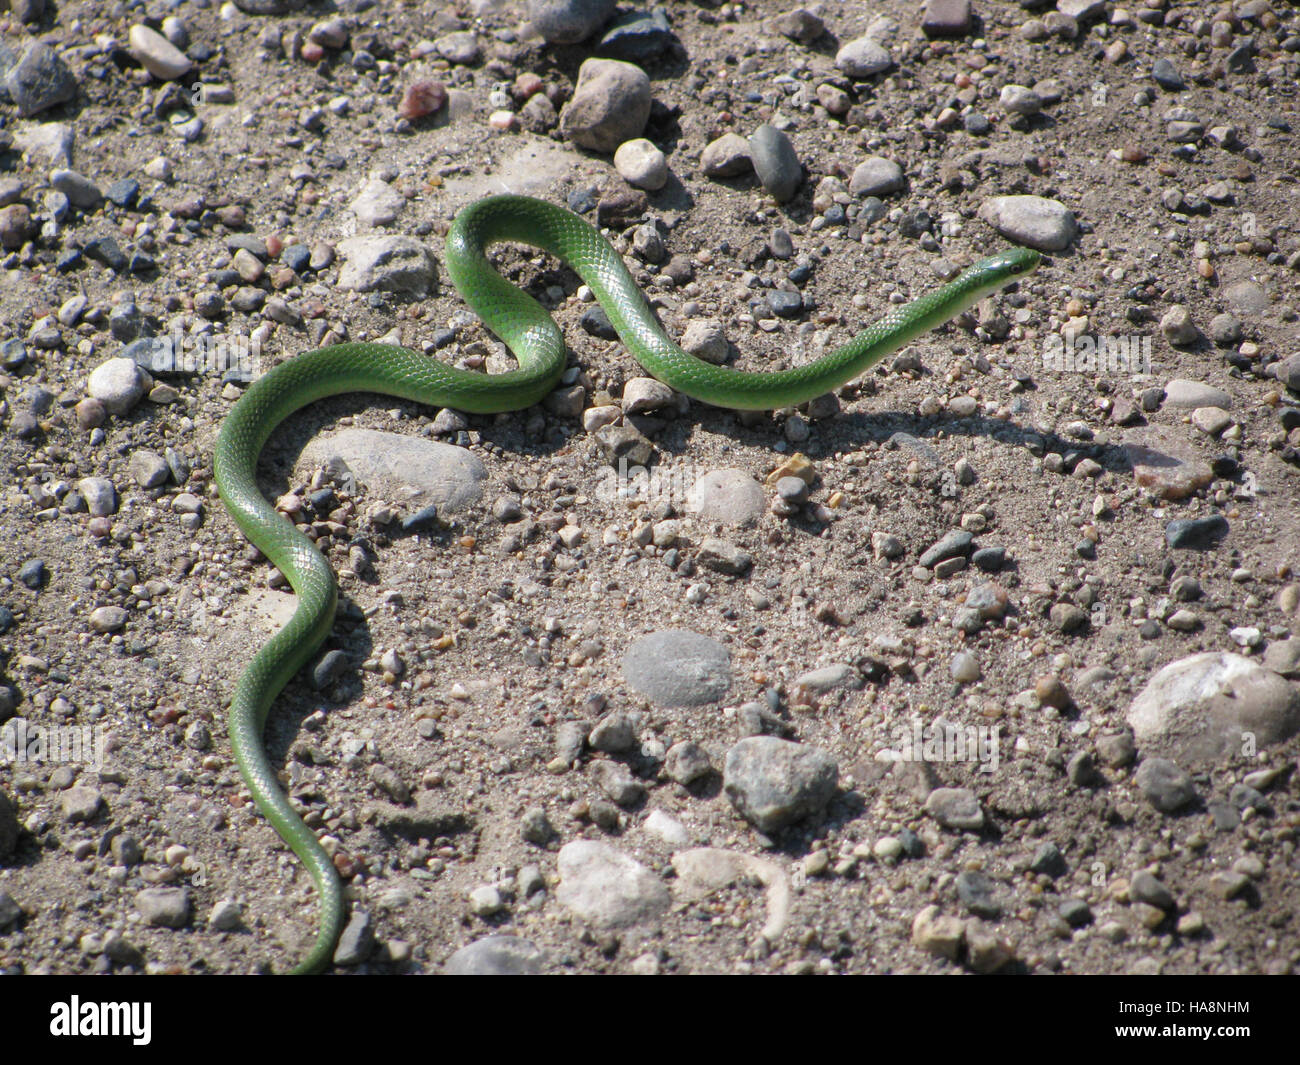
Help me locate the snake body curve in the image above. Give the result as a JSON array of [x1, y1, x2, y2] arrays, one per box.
[[213, 194, 1039, 973]]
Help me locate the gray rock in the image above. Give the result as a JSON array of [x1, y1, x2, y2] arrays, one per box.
[[664, 741, 712, 785], [333, 910, 375, 965], [614, 138, 668, 191], [444, 934, 545, 974], [12, 122, 74, 168], [686, 469, 765, 526], [350, 178, 406, 228], [6, 43, 77, 117], [849, 156, 904, 197], [0, 889, 21, 930], [209, 899, 243, 930], [723, 736, 838, 832], [700, 133, 752, 178], [1130, 871, 1175, 910], [593, 760, 645, 806], [598, 9, 675, 64], [1164, 379, 1230, 409], [621, 377, 674, 413], [528, 0, 616, 44], [300, 429, 486, 514], [918, 530, 973, 569], [555, 840, 671, 927], [697, 537, 753, 576], [77, 477, 118, 517], [0, 791, 19, 860], [1262, 638, 1300, 678], [1159, 306, 1199, 346], [589, 712, 636, 753], [999, 84, 1042, 115], [87, 357, 147, 415], [1127, 652, 1300, 762], [561, 58, 651, 153], [130, 450, 171, 488], [89, 606, 128, 633], [748, 124, 802, 203], [61, 786, 103, 822], [623, 630, 731, 706], [135, 887, 190, 928], [792, 664, 860, 693], [50, 169, 102, 210], [128, 24, 193, 80], [436, 31, 480, 65], [978, 195, 1077, 251], [680, 319, 731, 364], [955, 870, 1002, 917], [1134, 757, 1196, 813], [520, 806, 555, 845], [1165, 514, 1229, 549], [336, 235, 437, 297], [835, 35, 894, 78], [924, 787, 985, 831]]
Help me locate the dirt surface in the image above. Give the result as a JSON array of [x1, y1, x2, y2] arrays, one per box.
[[1, 0, 1299, 976]]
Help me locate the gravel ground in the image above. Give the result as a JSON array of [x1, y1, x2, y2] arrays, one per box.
[[1, 0, 1299, 976]]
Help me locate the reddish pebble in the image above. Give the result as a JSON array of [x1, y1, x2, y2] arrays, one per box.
[[301, 40, 324, 63], [75, 397, 106, 428], [514, 72, 543, 100], [265, 233, 284, 258], [488, 109, 517, 131], [398, 79, 447, 120]]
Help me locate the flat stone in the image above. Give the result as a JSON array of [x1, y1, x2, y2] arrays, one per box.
[[135, 887, 190, 928], [623, 630, 730, 706], [336, 235, 437, 297], [1124, 429, 1214, 501], [1262, 638, 1300, 678], [924, 787, 985, 831], [978, 195, 1077, 251], [1165, 514, 1229, 549], [918, 529, 973, 568], [444, 934, 545, 974], [686, 469, 765, 526], [555, 840, 670, 928], [1164, 379, 1230, 409], [597, 9, 676, 64], [300, 429, 486, 514], [922, 0, 972, 37]]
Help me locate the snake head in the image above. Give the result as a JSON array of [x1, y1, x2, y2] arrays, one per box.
[[984, 246, 1042, 279]]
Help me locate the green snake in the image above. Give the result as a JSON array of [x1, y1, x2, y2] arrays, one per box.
[[213, 194, 1039, 973]]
